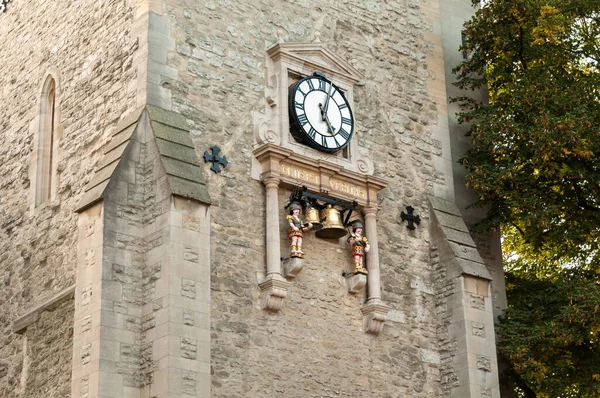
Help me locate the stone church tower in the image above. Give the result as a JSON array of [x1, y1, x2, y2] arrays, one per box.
[[0, 0, 506, 397]]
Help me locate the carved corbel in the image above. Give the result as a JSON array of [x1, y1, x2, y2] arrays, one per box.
[[345, 273, 367, 294], [282, 257, 304, 279], [360, 301, 391, 335], [259, 275, 291, 312]]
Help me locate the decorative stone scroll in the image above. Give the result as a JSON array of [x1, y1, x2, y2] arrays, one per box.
[[254, 143, 391, 334]]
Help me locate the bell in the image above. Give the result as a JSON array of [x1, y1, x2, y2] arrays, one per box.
[[316, 205, 348, 239], [304, 206, 323, 230]]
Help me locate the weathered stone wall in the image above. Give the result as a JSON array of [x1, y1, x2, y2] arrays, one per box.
[[0, 0, 139, 394], [153, 0, 449, 395], [21, 299, 74, 398]]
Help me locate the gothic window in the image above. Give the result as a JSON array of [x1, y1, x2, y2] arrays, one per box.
[[35, 75, 59, 206]]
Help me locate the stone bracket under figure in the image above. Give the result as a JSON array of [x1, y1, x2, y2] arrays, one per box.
[[287, 202, 313, 259], [348, 221, 370, 274]]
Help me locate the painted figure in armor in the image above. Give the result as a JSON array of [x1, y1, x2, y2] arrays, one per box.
[[287, 202, 313, 258], [348, 221, 370, 274]]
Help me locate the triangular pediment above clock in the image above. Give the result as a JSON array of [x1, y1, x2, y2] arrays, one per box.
[[267, 43, 363, 85]]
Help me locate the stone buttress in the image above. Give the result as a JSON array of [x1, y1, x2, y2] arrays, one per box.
[[72, 106, 211, 398]]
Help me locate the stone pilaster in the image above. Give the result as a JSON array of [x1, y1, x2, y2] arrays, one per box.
[[259, 176, 291, 312], [361, 206, 390, 334]]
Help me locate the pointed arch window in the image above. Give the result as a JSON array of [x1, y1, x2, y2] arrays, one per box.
[[35, 75, 60, 207]]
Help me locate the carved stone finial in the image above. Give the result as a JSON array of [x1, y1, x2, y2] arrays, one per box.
[[277, 29, 285, 43], [313, 31, 321, 43]]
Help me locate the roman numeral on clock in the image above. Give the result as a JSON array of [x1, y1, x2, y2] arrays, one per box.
[[321, 134, 328, 147], [308, 128, 317, 140], [295, 101, 304, 111], [319, 79, 327, 91], [297, 114, 308, 126], [338, 103, 348, 109], [338, 128, 350, 140], [341, 117, 352, 125], [307, 79, 315, 90]]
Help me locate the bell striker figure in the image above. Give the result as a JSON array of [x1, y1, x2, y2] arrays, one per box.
[[348, 221, 370, 274], [286, 202, 313, 258]]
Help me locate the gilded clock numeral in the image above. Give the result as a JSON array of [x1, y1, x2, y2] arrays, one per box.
[[297, 114, 308, 126], [295, 101, 304, 111], [319, 79, 327, 91], [308, 128, 317, 140], [338, 128, 350, 140], [341, 117, 352, 125]]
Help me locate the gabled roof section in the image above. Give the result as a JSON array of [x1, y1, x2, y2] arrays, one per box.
[[428, 196, 492, 281], [267, 43, 364, 85], [76, 106, 210, 212], [146, 105, 211, 204]]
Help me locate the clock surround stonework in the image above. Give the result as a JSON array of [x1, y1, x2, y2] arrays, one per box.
[[252, 42, 391, 334]]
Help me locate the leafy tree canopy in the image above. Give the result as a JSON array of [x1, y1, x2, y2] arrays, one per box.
[[455, 0, 600, 395], [499, 268, 600, 397], [455, 0, 600, 262]]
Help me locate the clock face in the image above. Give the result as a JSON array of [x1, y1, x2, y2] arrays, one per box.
[[288, 74, 354, 153]]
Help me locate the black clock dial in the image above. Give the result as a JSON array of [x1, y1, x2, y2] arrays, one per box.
[[288, 74, 354, 153]]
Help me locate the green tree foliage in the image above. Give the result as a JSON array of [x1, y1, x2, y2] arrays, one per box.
[[454, 0, 600, 259], [499, 269, 600, 397], [455, 0, 600, 395]]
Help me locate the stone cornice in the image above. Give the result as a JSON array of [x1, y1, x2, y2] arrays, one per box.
[[253, 143, 387, 207], [266, 43, 364, 86]]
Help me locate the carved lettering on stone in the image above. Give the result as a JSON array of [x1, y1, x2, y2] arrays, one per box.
[[329, 178, 366, 199]]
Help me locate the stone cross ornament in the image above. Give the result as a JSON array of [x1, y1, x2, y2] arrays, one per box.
[[0, 0, 11, 12], [401, 206, 421, 230], [203, 145, 228, 173]]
